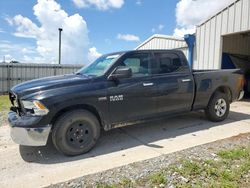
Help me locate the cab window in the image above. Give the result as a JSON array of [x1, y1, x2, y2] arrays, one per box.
[[120, 53, 151, 77], [152, 52, 184, 74]]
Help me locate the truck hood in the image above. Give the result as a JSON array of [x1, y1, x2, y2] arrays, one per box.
[[11, 74, 90, 98]]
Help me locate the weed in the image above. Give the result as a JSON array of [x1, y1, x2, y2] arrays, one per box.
[[149, 171, 167, 186], [218, 147, 249, 160]]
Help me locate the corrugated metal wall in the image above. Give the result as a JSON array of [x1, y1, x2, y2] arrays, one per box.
[[194, 0, 250, 70], [136, 35, 189, 58], [137, 36, 187, 50], [0, 63, 83, 94]]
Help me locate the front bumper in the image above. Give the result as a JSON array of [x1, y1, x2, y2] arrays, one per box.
[[10, 126, 51, 146], [8, 111, 51, 146]]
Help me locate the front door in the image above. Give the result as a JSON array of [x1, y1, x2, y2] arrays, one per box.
[[107, 52, 157, 124]]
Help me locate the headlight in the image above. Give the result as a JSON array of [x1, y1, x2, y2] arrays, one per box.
[[22, 100, 49, 116]]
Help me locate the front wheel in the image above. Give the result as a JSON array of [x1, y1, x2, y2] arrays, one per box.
[[52, 110, 100, 156], [205, 92, 230, 122]]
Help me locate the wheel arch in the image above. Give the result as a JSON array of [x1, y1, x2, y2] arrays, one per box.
[[209, 86, 233, 104], [50, 104, 103, 129]]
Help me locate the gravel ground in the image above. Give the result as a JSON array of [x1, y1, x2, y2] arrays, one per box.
[[48, 133, 250, 188], [0, 111, 8, 126]]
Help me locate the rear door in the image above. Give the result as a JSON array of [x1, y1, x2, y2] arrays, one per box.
[[107, 52, 158, 124], [151, 51, 194, 115]]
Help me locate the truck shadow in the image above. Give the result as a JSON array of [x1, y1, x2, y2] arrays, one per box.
[[19, 110, 250, 164]]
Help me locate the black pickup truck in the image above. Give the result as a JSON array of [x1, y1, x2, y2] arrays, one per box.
[[8, 50, 244, 156]]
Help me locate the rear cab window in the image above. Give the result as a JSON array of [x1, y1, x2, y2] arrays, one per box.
[[152, 51, 188, 75]]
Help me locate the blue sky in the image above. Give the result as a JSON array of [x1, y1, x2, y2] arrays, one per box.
[[0, 0, 234, 64], [84, 0, 177, 53]]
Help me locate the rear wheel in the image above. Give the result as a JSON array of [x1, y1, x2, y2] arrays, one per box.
[[52, 110, 100, 156], [205, 92, 230, 122]]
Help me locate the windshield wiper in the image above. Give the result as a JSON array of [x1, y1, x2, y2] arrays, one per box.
[[75, 72, 94, 78], [76, 72, 88, 76], [86, 74, 97, 77]]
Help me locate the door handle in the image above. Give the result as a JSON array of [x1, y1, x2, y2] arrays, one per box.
[[181, 79, 192, 82], [143, 83, 154, 87]]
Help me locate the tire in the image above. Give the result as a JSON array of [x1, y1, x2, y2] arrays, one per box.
[[52, 109, 100, 156], [205, 92, 230, 122]]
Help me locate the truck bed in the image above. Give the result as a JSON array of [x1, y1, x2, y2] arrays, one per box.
[[192, 69, 243, 110]]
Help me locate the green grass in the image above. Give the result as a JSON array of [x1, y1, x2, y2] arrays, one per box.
[[170, 147, 250, 188], [218, 147, 249, 160], [149, 171, 167, 186], [91, 146, 250, 188], [96, 183, 117, 188], [173, 160, 203, 177], [0, 95, 10, 126], [0, 95, 10, 112]]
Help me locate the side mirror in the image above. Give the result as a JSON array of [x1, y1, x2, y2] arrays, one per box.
[[108, 66, 132, 80]]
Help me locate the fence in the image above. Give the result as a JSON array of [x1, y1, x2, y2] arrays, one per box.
[[0, 63, 83, 94]]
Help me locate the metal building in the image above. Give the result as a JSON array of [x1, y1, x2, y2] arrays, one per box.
[[136, 0, 250, 94], [136, 34, 189, 58], [193, 0, 250, 69]]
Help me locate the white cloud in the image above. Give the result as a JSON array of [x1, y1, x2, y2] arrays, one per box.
[[0, 41, 34, 54], [0, 40, 42, 63], [5, 17, 13, 25], [0, 28, 5, 33], [136, 0, 142, 6], [152, 24, 165, 33], [7, 0, 90, 64], [22, 47, 36, 54], [72, 0, 124, 10], [72, 0, 87, 8], [3, 54, 14, 63], [174, 0, 235, 37], [11, 15, 40, 38], [174, 26, 195, 38], [88, 47, 102, 62], [158, 24, 164, 30], [117, 33, 140, 42]]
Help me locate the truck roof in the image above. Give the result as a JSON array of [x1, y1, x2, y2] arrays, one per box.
[[105, 49, 184, 57]]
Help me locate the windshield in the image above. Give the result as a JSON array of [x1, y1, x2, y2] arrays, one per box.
[[77, 54, 121, 77]]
